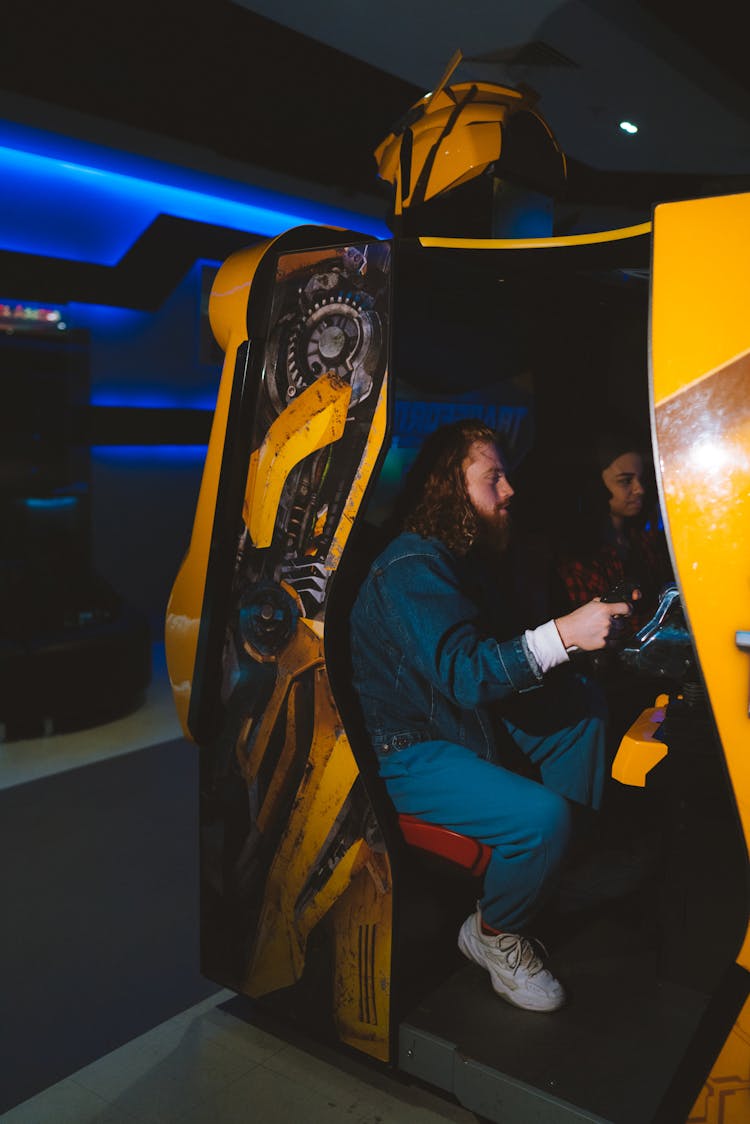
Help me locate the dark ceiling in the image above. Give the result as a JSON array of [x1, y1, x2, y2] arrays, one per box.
[[3, 1, 419, 205], [641, 0, 746, 96], [228, 0, 750, 189], [4, 0, 750, 213]]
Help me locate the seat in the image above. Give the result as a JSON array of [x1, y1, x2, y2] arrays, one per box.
[[398, 814, 491, 878]]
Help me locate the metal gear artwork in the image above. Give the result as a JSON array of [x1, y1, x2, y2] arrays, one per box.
[[264, 253, 384, 417], [237, 582, 300, 659], [286, 292, 380, 408]]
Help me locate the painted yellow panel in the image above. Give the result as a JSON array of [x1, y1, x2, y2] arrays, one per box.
[[243, 670, 363, 994], [167, 233, 394, 1068], [165, 239, 276, 735], [243, 371, 352, 548], [331, 857, 393, 1063], [652, 194, 750, 404], [420, 222, 651, 250], [688, 994, 750, 1122], [653, 194, 750, 1119], [653, 197, 750, 960], [654, 355, 750, 958]]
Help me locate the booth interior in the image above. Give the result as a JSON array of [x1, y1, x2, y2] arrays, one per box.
[[318, 233, 749, 1123]]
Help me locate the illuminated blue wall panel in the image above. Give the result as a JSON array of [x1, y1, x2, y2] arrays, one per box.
[[0, 121, 389, 264], [74, 261, 221, 411], [91, 446, 209, 464]]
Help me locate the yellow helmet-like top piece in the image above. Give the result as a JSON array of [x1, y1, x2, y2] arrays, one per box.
[[374, 80, 566, 217]]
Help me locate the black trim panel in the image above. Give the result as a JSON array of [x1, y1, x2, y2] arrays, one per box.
[[0, 216, 266, 311]]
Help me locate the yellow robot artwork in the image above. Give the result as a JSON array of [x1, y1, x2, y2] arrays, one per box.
[[166, 57, 750, 1124]]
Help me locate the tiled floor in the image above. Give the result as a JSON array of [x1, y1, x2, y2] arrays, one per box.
[[0, 647, 477, 1123], [1, 988, 476, 1123]]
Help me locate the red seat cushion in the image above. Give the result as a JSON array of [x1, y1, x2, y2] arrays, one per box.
[[398, 814, 491, 877]]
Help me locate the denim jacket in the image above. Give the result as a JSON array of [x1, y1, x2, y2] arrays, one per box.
[[349, 532, 543, 762]]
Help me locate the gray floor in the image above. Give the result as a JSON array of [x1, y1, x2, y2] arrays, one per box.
[[1, 990, 479, 1123], [0, 646, 476, 1124]]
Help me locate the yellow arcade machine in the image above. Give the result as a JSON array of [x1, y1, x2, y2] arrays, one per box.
[[166, 60, 750, 1124]]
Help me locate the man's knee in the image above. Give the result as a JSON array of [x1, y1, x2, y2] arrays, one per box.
[[534, 791, 572, 859]]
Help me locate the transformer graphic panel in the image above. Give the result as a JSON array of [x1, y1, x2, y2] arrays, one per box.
[[198, 238, 393, 1061]]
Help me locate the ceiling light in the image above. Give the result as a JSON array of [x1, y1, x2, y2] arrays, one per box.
[[619, 121, 638, 135]]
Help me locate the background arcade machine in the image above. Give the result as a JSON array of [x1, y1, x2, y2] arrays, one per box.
[[0, 309, 151, 739], [165, 70, 750, 1124]]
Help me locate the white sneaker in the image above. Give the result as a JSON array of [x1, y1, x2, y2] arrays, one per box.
[[458, 912, 566, 1012]]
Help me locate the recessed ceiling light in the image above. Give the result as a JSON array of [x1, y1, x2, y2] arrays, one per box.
[[619, 121, 638, 134]]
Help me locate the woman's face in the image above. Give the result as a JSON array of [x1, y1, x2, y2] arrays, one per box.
[[602, 451, 646, 521]]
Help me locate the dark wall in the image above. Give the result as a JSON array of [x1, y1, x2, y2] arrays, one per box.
[[74, 262, 220, 636]]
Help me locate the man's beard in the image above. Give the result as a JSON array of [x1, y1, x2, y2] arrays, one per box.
[[477, 509, 513, 556]]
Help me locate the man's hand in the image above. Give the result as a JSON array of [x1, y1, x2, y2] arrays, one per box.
[[555, 599, 631, 652]]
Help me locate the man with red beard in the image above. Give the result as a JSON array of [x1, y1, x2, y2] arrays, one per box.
[[349, 419, 630, 1012]]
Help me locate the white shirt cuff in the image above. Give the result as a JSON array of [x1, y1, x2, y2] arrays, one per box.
[[524, 620, 569, 674]]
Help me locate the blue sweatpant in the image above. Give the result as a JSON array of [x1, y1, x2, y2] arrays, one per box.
[[377, 673, 608, 932]]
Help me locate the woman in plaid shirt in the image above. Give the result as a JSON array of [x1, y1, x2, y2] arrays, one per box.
[[554, 433, 673, 638]]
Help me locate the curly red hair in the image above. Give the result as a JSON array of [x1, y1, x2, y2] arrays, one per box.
[[400, 419, 502, 555]]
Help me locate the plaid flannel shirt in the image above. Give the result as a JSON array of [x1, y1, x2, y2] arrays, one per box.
[[555, 527, 671, 636]]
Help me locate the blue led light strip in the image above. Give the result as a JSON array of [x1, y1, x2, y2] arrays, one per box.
[[91, 445, 209, 464], [89, 391, 217, 410], [0, 123, 389, 264]]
